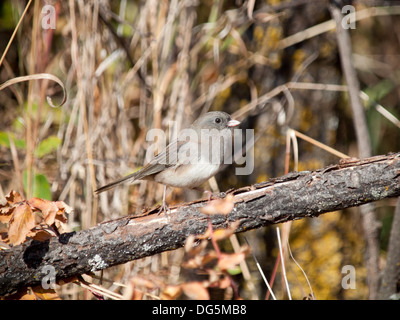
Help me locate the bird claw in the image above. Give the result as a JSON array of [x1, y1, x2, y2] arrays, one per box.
[[203, 190, 217, 202], [157, 202, 171, 220]]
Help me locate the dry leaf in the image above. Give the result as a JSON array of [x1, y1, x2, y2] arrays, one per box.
[[28, 227, 56, 242], [181, 282, 210, 300], [5, 190, 24, 204], [28, 198, 59, 225], [3, 287, 35, 300], [183, 251, 218, 269], [130, 276, 157, 290], [208, 275, 231, 289], [0, 190, 24, 223], [28, 198, 70, 226], [184, 235, 207, 255], [130, 288, 144, 300], [0, 191, 72, 245], [217, 248, 249, 271], [31, 286, 61, 300], [0, 209, 13, 224], [212, 221, 241, 241], [160, 285, 182, 300], [54, 201, 72, 223], [199, 194, 235, 215], [8, 203, 35, 245], [0, 73, 67, 108]]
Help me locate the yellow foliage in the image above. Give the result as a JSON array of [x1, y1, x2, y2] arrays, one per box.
[[286, 211, 368, 299], [253, 25, 265, 42], [292, 49, 307, 72], [213, 86, 231, 109], [266, 25, 283, 50]]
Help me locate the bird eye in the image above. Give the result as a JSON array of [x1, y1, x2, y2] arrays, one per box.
[[215, 118, 221, 124]]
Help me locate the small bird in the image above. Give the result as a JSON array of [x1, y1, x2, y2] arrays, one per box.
[[95, 111, 240, 212]]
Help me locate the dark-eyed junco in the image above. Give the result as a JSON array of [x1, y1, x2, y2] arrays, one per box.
[[95, 111, 240, 211]]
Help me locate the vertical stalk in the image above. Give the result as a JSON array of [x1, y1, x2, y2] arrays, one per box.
[[329, 1, 380, 299]]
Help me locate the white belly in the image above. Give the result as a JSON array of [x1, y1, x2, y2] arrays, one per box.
[[154, 162, 221, 189]]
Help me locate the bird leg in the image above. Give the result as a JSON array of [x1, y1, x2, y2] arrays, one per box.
[[157, 185, 171, 218]]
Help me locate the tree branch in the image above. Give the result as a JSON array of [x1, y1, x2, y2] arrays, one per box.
[[1, 152, 400, 296]]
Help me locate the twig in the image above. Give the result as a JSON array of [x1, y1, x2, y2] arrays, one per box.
[[292, 129, 349, 159], [279, 6, 400, 49], [244, 237, 277, 300], [276, 227, 291, 300], [0, 0, 33, 68], [287, 239, 315, 300]]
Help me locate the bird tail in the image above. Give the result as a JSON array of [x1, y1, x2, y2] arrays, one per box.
[[94, 171, 139, 194]]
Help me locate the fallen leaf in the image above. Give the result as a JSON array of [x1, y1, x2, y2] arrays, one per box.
[[184, 235, 207, 255], [28, 198, 70, 225], [130, 288, 144, 300], [5, 190, 24, 204], [28, 198, 59, 225], [181, 282, 210, 300], [217, 247, 249, 271], [199, 194, 235, 215], [0, 190, 24, 223], [3, 287, 35, 300], [212, 221, 241, 241], [161, 285, 182, 300], [54, 201, 71, 223], [27, 227, 56, 242], [182, 252, 218, 269], [8, 203, 35, 245], [0, 208, 13, 223], [31, 286, 61, 300], [130, 276, 157, 290], [209, 275, 231, 289]]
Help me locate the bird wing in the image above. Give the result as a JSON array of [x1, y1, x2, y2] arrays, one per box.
[[95, 139, 188, 194]]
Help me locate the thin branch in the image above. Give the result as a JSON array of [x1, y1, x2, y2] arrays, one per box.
[[329, 1, 379, 300]]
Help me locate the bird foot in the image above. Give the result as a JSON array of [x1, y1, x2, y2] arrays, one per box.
[[157, 202, 171, 220]]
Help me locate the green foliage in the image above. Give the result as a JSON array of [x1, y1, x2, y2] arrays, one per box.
[[34, 136, 61, 158], [0, 131, 26, 149], [23, 171, 52, 200]]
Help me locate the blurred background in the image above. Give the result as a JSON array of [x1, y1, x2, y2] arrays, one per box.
[[0, 0, 399, 300]]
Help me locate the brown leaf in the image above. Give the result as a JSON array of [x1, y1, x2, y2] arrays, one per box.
[[208, 275, 231, 289], [8, 203, 36, 245], [5, 190, 24, 204], [217, 248, 249, 271], [28, 228, 55, 242], [182, 251, 218, 269], [160, 285, 182, 300], [0, 190, 24, 223], [184, 235, 208, 255], [28, 198, 58, 225], [31, 286, 61, 300], [54, 201, 72, 223], [212, 220, 241, 241], [130, 288, 144, 300], [181, 282, 210, 300], [28, 198, 70, 225], [0, 209, 13, 223], [130, 276, 158, 290], [2, 287, 35, 300], [199, 194, 235, 215]]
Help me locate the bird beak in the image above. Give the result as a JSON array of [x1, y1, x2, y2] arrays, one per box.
[[227, 119, 241, 127]]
